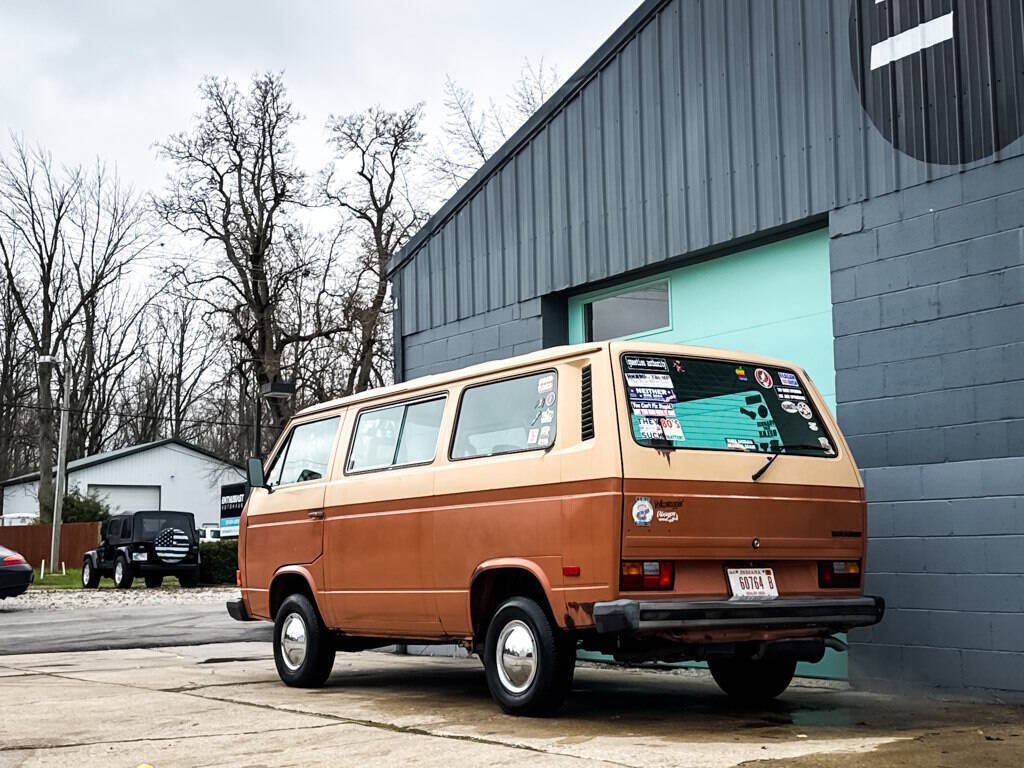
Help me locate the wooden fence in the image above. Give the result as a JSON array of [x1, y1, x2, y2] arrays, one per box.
[[0, 522, 100, 568]]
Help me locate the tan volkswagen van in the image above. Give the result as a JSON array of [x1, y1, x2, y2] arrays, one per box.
[[229, 341, 883, 715]]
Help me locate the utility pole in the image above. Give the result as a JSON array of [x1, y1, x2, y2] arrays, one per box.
[[43, 357, 71, 574]]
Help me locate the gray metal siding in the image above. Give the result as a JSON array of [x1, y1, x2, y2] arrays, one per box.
[[394, 0, 1024, 340], [833, 158, 1024, 692]]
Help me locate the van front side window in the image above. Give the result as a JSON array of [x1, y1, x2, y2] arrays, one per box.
[[452, 372, 557, 459], [348, 396, 446, 473], [275, 417, 340, 484]]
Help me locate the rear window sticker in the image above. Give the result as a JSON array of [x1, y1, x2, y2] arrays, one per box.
[[671, 359, 685, 373], [726, 438, 757, 451], [818, 437, 834, 454], [757, 420, 779, 439], [632, 403, 676, 418], [527, 428, 539, 445], [625, 372, 674, 389], [796, 402, 813, 420], [754, 368, 773, 389], [735, 366, 748, 381], [780, 400, 798, 414], [544, 391, 556, 407], [660, 418, 685, 441], [537, 374, 555, 393], [625, 356, 668, 371], [629, 386, 676, 403], [637, 418, 665, 440], [540, 408, 554, 424], [808, 421, 819, 432], [779, 371, 799, 387]]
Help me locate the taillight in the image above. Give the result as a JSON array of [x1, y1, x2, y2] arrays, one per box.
[[3, 554, 26, 565], [818, 560, 861, 588], [236, 569, 242, 587], [621, 561, 674, 591]]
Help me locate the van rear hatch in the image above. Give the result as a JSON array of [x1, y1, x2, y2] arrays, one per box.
[[612, 346, 866, 600]]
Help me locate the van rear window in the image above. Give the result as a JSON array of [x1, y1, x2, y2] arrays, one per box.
[[621, 354, 835, 457]]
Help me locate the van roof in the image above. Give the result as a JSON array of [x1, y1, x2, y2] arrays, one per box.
[[296, 341, 808, 419]]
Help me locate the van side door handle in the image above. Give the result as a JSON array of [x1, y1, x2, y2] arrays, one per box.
[[307, 509, 324, 520]]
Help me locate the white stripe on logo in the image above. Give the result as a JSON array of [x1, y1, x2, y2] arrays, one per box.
[[870, 12, 954, 71]]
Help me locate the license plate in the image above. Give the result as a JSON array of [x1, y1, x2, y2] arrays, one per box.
[[727, 568, 778, 599]]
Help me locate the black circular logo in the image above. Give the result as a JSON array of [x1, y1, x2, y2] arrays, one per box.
[[850, 0, 1024, 165]]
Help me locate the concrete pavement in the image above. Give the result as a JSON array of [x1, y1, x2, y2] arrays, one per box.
[[0, 588, 270, 653], [1, 642, 1022, 767]]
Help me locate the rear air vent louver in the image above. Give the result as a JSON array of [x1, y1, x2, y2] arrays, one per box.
[[581, 365, 595, 441]]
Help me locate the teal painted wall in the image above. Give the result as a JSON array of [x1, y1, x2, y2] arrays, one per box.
[[570, 229, 847, 679]]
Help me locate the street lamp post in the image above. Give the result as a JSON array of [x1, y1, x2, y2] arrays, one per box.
[[254, 380, 294, 460], [38, 355, 70, 574]]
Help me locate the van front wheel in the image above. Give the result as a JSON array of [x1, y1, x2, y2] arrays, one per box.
[[709, 657, 796, 703], [273, 593, 335, 688], [483, 596, 574, 716]]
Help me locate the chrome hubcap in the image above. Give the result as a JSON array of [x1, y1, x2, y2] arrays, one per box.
[[82, 563, 90, 584], [496, 619, 537, 694], [114, 562, 123, 583], [280, 612, 308, 671]]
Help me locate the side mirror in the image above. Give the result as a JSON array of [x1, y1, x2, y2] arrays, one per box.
[[246, 457, 267, 491]]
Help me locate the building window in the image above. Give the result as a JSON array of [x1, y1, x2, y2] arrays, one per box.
[[583, 280, 670, 341], [451, 371, 557, 459]]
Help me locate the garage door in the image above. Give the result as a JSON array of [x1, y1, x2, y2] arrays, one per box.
[[568, 228, 846, 679], [87, 484, 161, 514]]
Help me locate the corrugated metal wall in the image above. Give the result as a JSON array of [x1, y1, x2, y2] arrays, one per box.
[[395, 0, 1024, 338]]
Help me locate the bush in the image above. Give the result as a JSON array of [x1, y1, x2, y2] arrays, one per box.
[[199, 539, 238, 585], [61, 490, 110, 523]]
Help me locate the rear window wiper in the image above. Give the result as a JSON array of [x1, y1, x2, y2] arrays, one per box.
[[751, 443, 830, 481]]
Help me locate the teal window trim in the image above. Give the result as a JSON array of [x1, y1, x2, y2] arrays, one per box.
[[569, 275, 673, 344]]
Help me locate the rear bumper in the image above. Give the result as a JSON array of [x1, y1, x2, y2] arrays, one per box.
[[134, 562, 198, 574], [0, 565, 34, 598], [593, 595, 885, 635], [226, 598, 254, 622]]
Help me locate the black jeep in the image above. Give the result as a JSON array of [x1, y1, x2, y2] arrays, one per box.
[[82, 510, 201, 589]]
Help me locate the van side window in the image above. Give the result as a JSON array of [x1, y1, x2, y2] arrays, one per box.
[[452, 371, 557, 459], [274, 417, 340, 485], [347, 396, 446, 473]]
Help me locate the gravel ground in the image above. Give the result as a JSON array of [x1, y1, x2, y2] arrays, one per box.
[[4, 586, 240, 612]]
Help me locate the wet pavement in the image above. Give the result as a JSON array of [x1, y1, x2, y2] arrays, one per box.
[[1, 642, 1021, 766]]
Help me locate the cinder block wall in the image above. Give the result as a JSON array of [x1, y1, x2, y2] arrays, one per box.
[[831, 156, 1024, 693], [399, 298, 546, 382]]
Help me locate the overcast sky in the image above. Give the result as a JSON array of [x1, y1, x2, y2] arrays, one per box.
[[0, 1, 638, 197]]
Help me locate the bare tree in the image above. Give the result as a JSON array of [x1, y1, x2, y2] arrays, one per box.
[[322, 105, 426, 395], [155, 73, 350, 440], [0, 275, 35, 511], [433, 58, 561, 192], [0, 140, 148, 519]]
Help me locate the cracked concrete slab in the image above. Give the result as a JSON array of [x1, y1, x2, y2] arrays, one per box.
[[2, 642, 1022, 767]]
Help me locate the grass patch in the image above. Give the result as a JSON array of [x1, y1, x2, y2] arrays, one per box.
[[29, 567, 184, 590]]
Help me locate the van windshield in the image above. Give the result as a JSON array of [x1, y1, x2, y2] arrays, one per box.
[[621, 354, 836, 457]]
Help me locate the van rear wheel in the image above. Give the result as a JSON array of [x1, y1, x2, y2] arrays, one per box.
[[709, 657, 796, 703], [483, 596, 574, 716], [273, 593, 335, 688]]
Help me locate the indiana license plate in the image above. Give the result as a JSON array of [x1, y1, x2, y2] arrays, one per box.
[[727, 568, 778, 599]]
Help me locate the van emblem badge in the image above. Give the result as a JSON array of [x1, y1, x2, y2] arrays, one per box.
[[632, 497, 654, 527], [656, 510, 678, 524]]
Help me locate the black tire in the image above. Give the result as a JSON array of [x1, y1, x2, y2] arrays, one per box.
[[273, 593, 336, 688], [178, 569, 199, 588], [145, 574, 164, 589], [81, 559, 100, 589], [483, 596, 575, 716], [709, 657, 797, 703], [113, 556, 134, 589]]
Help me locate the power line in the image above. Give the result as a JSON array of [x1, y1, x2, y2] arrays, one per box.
[[1, 399, 263, 430]]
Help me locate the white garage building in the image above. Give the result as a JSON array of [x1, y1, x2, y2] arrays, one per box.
[[1, 439, 244, 528]]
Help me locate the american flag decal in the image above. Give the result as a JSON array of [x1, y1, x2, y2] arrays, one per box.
[[154, 527, 191, 563]]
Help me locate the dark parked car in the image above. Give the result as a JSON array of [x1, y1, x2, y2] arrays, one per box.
[[82, 510, 200, 589], [0, 544, 34, 599]]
